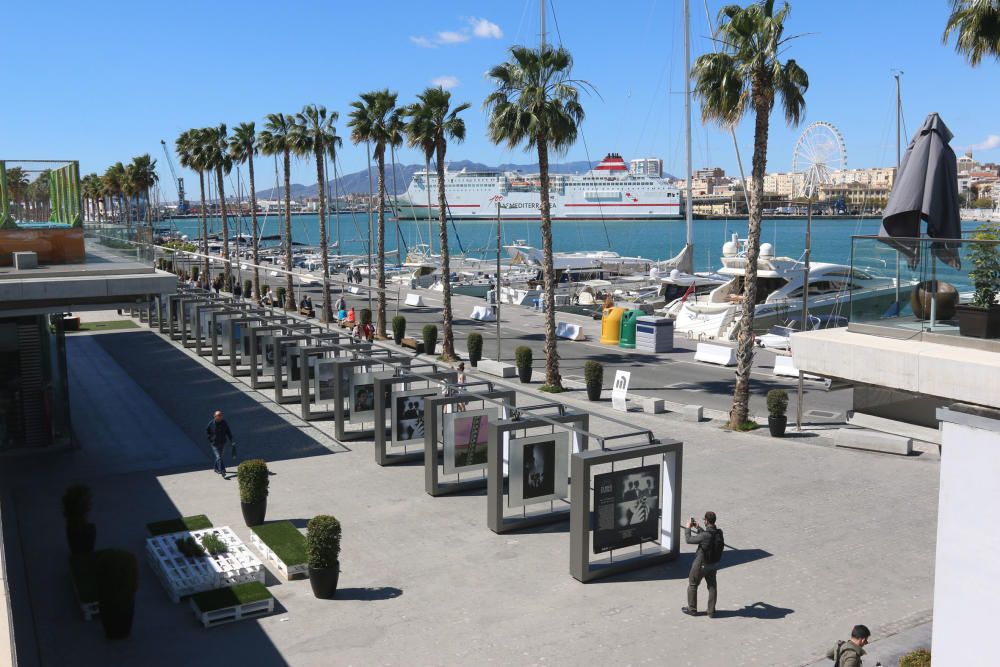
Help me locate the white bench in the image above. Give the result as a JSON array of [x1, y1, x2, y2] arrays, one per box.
[[834, 428, 913, 456], [694, 343, 736, 366], [405, 294, 425, 307], [470, 306, 496, 322], [555, 322, 586, 341], [476, 359, 517, 378]]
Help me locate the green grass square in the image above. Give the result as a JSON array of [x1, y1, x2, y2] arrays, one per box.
[[191, 582, 272, 612], [146, 515, 213, 536], [250, 521, 307, 566]]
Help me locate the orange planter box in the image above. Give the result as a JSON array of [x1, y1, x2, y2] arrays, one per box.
[[0, 227, 86, 266]]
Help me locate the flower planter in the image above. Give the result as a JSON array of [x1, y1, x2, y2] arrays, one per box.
[[308, 565, 340, 599], [241, 500, 267, 527], [586, 383, 602, 401], [956, 304, 1000, 339], [768, 416, 787, 438], [67, 522, 96, 555], [517, 366, 532, 384]]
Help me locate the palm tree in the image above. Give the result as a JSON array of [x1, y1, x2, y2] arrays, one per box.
[[259, 113, 299, 310], [82, 173, 101, 221], [5, 167, 28, 220], [944, 0, 1000, 65], [295, 104, 342, 322], [348, 90, 403, 338], [404, 87, 470, 361], [176, 129, 211, 285], [693, 0, 808, 428], [103, 162, 126, 225], [485, 46, 588, 390], [130, 154, 158, 227], [229, 122, 262, 301], [204, 124, 234, 288]]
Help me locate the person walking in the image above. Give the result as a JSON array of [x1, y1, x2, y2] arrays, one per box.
[[682, 511, 724, 618], [205, 410, 235, 477], [825, 625, 870, 667]]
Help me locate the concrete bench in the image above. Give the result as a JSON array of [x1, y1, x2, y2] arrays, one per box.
[[470, 306, 496, 322], [694, 343, 736, 366], [400, 337, 425, 354], [476, 359, 517, 378], [405, 294, 425, 307], [834, 428, 913, 456], [555, 322, 586, 341]]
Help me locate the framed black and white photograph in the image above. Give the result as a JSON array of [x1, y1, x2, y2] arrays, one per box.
[[508, 432, 570, 507], [592, 464, 661, 554], [391, 388, 439, 446], [311, 358, 337, 401], [261, 336, 276, 372], [443, 408, 499, 474], [349, 371, 376, 423]]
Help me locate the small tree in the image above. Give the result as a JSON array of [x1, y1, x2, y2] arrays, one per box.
[[243, 279, 253, 297], [968, 222, 1000, 308], [237, 459, 269, 504], [467, 332, 483, 366], [391, 316, 406, 344], [306, 515, 342, 570], [766, 388, 788, 417], [422, 324, 438, 355], [584, 360, 603, 401], [515, 346, 533, 383]]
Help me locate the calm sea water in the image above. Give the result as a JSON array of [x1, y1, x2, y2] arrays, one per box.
[[165, 214, 981, 274]]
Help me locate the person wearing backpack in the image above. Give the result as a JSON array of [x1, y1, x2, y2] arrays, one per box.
[[825, 625, 870, 667], [681, 511, 723, 618]]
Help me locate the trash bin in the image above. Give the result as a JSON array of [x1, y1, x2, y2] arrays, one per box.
[[636, 316, 674, 352], [600, 307, 625, 344], [618, 309, 645, 349]]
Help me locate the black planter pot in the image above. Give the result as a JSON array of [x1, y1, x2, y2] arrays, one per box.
[[100, 598, 135, 640], [957, 304, 1000, 339], [586, 383, 602, 401], [470, 355, 480, 368], [240, 499, 267, 527], [309, 565, 340, 599], [768, 416, 787, 437], [66, 522, 97, 555], [517, 365, 532, 383], [393, 335, 403, 345]]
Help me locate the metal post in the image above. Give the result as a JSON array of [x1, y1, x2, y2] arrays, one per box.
[[894, 71, 902, 311], [796, 199, 811, 431], [365, 142, 374, 315], [496, 202, 502, 362]]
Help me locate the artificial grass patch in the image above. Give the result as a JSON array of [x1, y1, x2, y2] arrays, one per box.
[[251, 521, 307, 565], [146, 515, 213, 536], [539, 384, 566, 393], [76, 320, 139, 332], [191, 582, 272, 612]]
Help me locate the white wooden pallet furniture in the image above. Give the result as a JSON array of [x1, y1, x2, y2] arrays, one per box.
[[249, 525, 308, 580], [146, 526, 264, 603], [189, 583, 275, 628]]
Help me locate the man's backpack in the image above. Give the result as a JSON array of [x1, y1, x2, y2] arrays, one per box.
[[704, 528, 725, 564]]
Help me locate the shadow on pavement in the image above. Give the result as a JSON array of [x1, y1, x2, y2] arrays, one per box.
[[334, 587, 403, 601], [590, 548, 772, 584], [712, 601, 795, 619]]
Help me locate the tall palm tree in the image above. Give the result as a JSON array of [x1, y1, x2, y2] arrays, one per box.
[[6, 167, 28, 220], [123, 162, 140, 227], [204, 124, 234, 288], [130, 154, 158, 227], [944, 0, 1000, 65], [693, 0, 808, 428], [82, 173, 101, 221], [229, 122, 262, 301], [348, 90, 403, 338], [260, 113, 299, 310], [103, 162, 126, 225], [295, 104, 342, 322], [485, 45, 588, 390], [176, 129, 211, 285], [404, 87, 470, 361]]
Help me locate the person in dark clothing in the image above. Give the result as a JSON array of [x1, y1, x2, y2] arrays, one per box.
[[205, 410, 234, 476], [826, 625, 870, 667], [682, 511, 721, 617]]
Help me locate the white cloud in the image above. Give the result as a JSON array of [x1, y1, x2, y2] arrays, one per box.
[[410, 35, 435, 48], [469, 17, 503, 39], [431, 76, 460, 90], [436, 30, 470, 44], [967, 135, 1000, 151]]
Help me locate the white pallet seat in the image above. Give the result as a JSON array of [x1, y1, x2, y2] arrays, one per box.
[[250, 531, 308, 580], [146, 527, 264, 603]]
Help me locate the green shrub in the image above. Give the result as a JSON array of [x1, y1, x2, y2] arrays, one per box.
[[467, 332, 483, 364], [968, 221, 1000, 308], [62, 484, 92, 525], [515, 346, 532, 370], [175, 536, 206, 558], [584, 360, 603, 386], [360, 308, 372, 325], [146, 515, 213, 536], [200, 533, 229, 556], [306, 515, 342, 569], [422, 325, 438, 354], [192, 266, 200, 282], [192, 581, 272, 612], [276, 287, 287, 307], [243, 279, 252, 297], [899, 648, 931, 667], [237, 459, 269, 504], [96, 549, 138, 606], [392, 316, 406, 343], [766, 389, 788, 417]]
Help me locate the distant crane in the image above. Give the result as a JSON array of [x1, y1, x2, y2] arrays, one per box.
[[160, 139, 188, 214]]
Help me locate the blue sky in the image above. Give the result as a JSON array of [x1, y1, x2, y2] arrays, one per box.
[[3, 0, 999, 200]]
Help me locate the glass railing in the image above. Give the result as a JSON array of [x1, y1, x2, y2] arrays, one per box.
[[849, 232, 1000, 337]]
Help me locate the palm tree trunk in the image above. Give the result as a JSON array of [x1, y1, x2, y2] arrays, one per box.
[[248, 153, 260, 301], [436, 142, 456, 360], [315, 148, 331, 322], [217, 166, 230, 289], [199, 172, 209, 287], [536, 138, 561, 389], [283, 150, 295, 310], [375, 150, 387, 338], [729, 94, 771, 428]]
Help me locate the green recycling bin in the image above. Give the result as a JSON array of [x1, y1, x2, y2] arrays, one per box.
[[618, 309, 644, 349]]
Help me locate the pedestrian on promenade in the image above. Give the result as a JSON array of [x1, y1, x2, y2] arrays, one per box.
[[336, 295, 347, 312], [346, 307, 356, 324], [205, 410, 235, 477], [346, 269, 353, 285], [825, 625, 870, 667], [234, 282, 242, 298], [354, 268, 362, 284], [682, 511, 724, 618]]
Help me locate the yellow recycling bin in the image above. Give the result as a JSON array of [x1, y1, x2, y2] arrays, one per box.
[[600, 307, 625, 344]]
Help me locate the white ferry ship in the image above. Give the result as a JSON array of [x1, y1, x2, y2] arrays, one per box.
[[396, 153, 681, 220]]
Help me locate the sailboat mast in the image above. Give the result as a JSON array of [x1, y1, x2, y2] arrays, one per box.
[[894, 71, 902, 170], [684, 0, 694, 251]]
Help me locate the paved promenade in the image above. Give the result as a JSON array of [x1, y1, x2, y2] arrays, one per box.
[[0, 313, 939, 666]]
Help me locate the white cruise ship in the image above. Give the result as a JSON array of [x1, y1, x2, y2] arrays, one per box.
[[396, 153, 681, 220]]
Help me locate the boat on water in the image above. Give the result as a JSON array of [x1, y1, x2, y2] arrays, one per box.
[[395, 153, 681, 220], [673, 236, 912, 340]]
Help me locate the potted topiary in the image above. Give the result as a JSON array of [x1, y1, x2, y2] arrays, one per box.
[[243, 279, 253, 299], [192, 266, 200, 283], [422, 324, 438, 356], [95, 549, 138, 640], [584, 360, 603, 401], [276, 287, 287, 309], [467, 332, 483, 367], [237, 459, 269, 526], [899, 648, 931, 667], [391, 316, 406, 344], [766, 388, 789, 437], [306, 515, 342, 599], [957, 221, 1000, 338], [63, 484, 96, 555], [515, 346, 532, 384], [360, 308, 372, 326]]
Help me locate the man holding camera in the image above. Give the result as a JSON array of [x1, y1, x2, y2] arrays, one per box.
[[682, 511, 724, 618]]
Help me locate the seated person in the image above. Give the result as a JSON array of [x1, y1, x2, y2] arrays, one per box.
[[300, 296, 315, 317], [346, 307, 356, 324]]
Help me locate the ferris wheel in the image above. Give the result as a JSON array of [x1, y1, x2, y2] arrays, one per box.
[[791, 121, 848, 199]]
